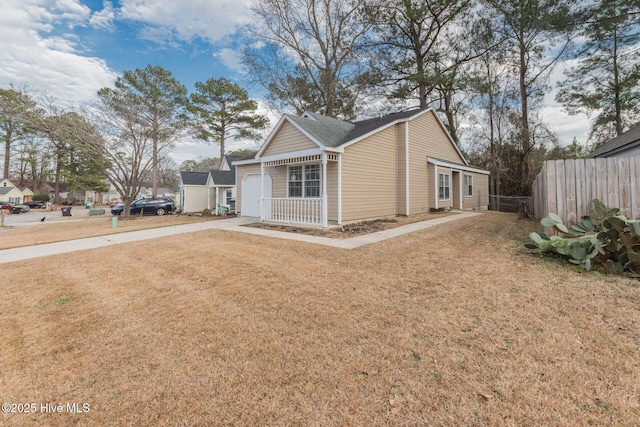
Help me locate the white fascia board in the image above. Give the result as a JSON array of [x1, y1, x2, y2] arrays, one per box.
[[339, 108, 433, 150], [427, 157, 490, 175], [233, 159, 260, 166]]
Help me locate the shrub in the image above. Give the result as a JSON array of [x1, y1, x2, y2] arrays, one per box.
[[201, 208, 212, 216], [526, 199, 640, 276]]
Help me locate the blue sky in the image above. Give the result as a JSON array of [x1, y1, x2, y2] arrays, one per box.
[[0, 0, 261, 165], [1, 0, 590, 166]]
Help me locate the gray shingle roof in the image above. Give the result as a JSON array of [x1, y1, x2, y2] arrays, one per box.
[[286, 113, 355, 148], [286, 108, 430, 148], [0, 187, 13, 195], [589, 122, 640, 157], [209, 169, 235, 186], [224, 155, 244, 163], [180, 171, 208, 186]]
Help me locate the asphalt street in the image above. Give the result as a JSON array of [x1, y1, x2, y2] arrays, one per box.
[[1, 206, 93, 227]]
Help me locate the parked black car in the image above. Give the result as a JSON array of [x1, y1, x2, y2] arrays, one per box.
[[111, 197, 174, 216], [24, 201, 46, 209]]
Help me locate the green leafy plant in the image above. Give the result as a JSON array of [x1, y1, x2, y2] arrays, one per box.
[[526, 199, 640, 276]]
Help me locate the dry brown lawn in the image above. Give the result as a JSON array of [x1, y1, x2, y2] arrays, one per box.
[[1, 212, 638, 426]]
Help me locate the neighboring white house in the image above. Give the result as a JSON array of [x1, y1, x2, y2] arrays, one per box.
[[0, 178, 33, 203], [179, 171, 210, 213], [178, 155, 242, 214]]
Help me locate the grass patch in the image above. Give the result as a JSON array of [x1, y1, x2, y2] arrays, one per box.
[[55, 296, 75, 306]]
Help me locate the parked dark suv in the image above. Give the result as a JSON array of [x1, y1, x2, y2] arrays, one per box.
[[24, 201, 46, 209], [111, 197, 174, 216]]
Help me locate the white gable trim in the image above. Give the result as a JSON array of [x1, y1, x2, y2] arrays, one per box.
[[427, 157, 490, 175], [205, 173, 215, 188], [256, 115, 326, 158], [426, 111, 469, 166]]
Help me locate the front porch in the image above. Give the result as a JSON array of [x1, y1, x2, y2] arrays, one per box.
[[263, 197, 324, 226], [259, 151, 340, 228]]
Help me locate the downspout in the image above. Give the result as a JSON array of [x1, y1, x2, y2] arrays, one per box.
[[405, 121, 410, 215], [322, 152, 328, 228], [434, 164, 439, 210], [338, 153, 342, 225], [459, 174, 463, 210]]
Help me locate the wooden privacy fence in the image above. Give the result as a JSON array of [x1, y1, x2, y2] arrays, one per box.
[[532, 157, 640, 227]]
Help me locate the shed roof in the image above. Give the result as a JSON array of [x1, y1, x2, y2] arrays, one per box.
[[589, 122, 640, 157], [180, 171, 209, 186]]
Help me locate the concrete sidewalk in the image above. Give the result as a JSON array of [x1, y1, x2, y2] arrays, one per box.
[[0, 212, 481, 264]]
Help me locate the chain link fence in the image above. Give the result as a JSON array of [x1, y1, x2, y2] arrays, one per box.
[[489, 195, 532, 217]]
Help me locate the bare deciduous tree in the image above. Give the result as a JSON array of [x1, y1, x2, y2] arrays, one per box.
[[243, 0, 374, 120]]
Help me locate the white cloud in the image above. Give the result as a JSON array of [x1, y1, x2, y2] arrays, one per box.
[[118, 0, 253, 44], [0, 0, 117, 104], [541, 58, 591, 147], [213, 48, 244, 73], [52, 0, 91, 27], [89, 1, 115, 30]]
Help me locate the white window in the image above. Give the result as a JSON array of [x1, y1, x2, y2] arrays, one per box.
[[464, 174, 473, 197], [438, 173, 450, 201], [288, 164, 321, 198]]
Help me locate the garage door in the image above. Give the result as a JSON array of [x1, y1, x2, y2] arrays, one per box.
[[241, 173, 272, 217]]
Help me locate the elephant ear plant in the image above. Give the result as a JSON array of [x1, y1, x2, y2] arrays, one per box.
[[525, 199, 640, 276]]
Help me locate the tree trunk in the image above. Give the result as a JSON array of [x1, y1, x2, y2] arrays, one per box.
[[3, 132, 10, 179], [152, 135, 158, 197], [612, 27, 623, 136], [519, 38, 531, 196], [220, 123, 226, 162]]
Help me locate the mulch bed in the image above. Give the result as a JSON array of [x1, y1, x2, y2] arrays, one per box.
[[246, 212, 456, 238]]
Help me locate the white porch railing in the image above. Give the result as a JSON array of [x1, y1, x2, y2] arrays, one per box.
[[263, 198, 323, 226]]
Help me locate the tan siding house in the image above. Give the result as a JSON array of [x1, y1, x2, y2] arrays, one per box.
[[341, 126, 397, 221], [179, 155, 244, 215], [234, 108, 489, 227]]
